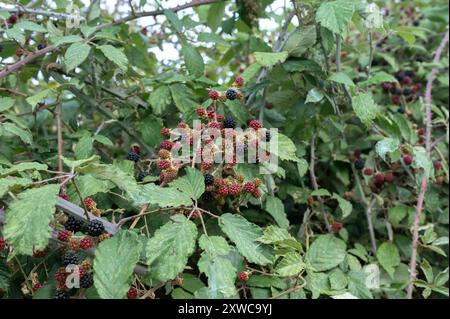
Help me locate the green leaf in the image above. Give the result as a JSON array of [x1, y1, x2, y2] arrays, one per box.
[[145, 215, 198, 281], [258, 225, 302, 251], [170, 84, 197, 113], [0, 162, 48, 177], [332, 193, 353, 219], [164, 10, 183, 32], [0, 97, 15, 112], [420, 259, 434, 284], [359, 71, 398, 87], [149, 86, 172, 115], [413, 146, 433, 178], [26, 89, 51, 111], [305, 88, 324, 104], [2, 123, 33, 145], [4, 184, 59, 256], [264, 196, 289, 229], [206, 2, 226, 32], [297, 159, 308, 177], [0, 177, 32, 198], [180, 42, 204, 77], [275, 252, 305, 277], [64, 42, 91, 72], [224, 99, 248, 124], [283, 26, 316, 57], [376, 242, 400, 278], [134, 183, 193, 208], [352, 93, 379, 125], [254, 51, 289, 69], [15, 21, 46, 32], [74, 134, 94, 160], [99, 45, 128, 71], [67, 174, 113, 200], [170, 167, 205, 200], [198, 235, 237, 298], [328, 72, 355, 86], [311, 188, 331, 197], [52, 35, 83, 46], [94, 230, 143, 299], [316, 0, 355, 35], [305, 234, 346, 271], [348, 271, 373, 299], [274, 133, 299, 162], [219, 213, 275, 266], [240, 63, 262, 82], [77, 163, 139, 197], [375, 138, 400, 161]]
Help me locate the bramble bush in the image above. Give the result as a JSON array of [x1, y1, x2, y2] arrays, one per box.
[[0, 0, 448, 300]]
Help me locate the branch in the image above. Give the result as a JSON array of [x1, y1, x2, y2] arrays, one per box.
[[406, 30, 449, 299], [0, 0, 226, 80]]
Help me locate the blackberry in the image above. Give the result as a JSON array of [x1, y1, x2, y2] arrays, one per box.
[[138, 171, 149, 181], [201, 192, 215, 202], [354, 159, 365, 170], [405, 70, 415, 78], [265, 131, 271, 142], [80, 273, 94, 288], [223, 116, 237, 129], [126, 151, 140, 162], [65, 216, 83, 233], [204, 173, 215, 186], [226, 88, 238, 101], [63, 251, 80, 266], [87, 220, 105, 237], [402, 88, 412, 96], [397, 107, 405, 114], [0, 44, 3, 53], [395, 72, 405, 82], [37, 43, 45, 50], [54, 290, 70, 299]]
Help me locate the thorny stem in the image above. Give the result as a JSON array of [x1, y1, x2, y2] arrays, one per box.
[[406, 30, 449, 299], [56, 102, 64, 174], [71, 179, 91, 222]]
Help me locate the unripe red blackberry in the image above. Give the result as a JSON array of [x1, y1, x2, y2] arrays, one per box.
[[68, 238, 80, 251], [80, 236, 94, 250], [238, 271, 249, 282], [160, 140, 173, 151], [55, 267, 67, 283], [392, 96, 401, 105], [208, 121, 221, 129], [57, 230, 72, 242], [196, 107, 206, 117], [402, 75, 412, 85], [375, 173, 385, 184], [33, 283, 43, 292], [353, 149, 362, 158], [370, 184, 380, 194], [0, 238, 7, 251], [207, 110, 216, 119], [208, 90, 219, 100], [178, 122, 188, 129], [201, 161, 214, 171], [58, 193, 69, 201], [131, 145, 141, 155], [158, 159, 171, 170], [243, 182, 256, 194], [251, 188, 262, 198], [384, 172, 394, 183], [229, 183, 241, 196], [382, 82, 393, 91], [363, 168, 373, 176], [84, 197, 96, 210], [403, 154, 413, 165], [8, 14, 18, 24], [249, 120, 262, 130], [434, 160, 442, 170], [417, 128, 425, 136], [331, 222, 343, 233], [33, 248, 48, 258], [160, 127, 171, 137], [127, 287, 138, 299], [217, 185, 229, 197], [234, 75, 244, 87]]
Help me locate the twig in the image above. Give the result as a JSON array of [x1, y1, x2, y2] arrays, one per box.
[[56, 102, 64, 173], [309, 135, 331, 233], [71, 179, 91, 222], [129, 204, 149, 229], [406, 30, 449, 299]]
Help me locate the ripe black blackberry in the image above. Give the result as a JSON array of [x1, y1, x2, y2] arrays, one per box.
[[65, 216, 83, 233], [204, 173, 215, 186], [80, 273, 94, 288], [402, 88, 412, 96], [265, 131, 271, 142], [354, 159, 365, 170], [87, 219, 105, 237], [37, 43, 45, 50], [54, 290, 70, 299], [201, 192, 215, 202], [223, 116, 237, 129], [63, 251, 80, 266], [126, 151, 140, 162], [226, 88, 238, 101], [397, 107, 405, 114]]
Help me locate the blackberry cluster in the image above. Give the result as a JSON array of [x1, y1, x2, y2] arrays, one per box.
[[127, 151, 140, 162], [226, 88, 238, 101], [80, 273, 94, 288], [54, 290, 70, 299], [65, 216, 83, 233], [223, 116, 237, 129], [204, 173, 215, 186], [63, 251, 80, 266], [87, 220, 105, 237]]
